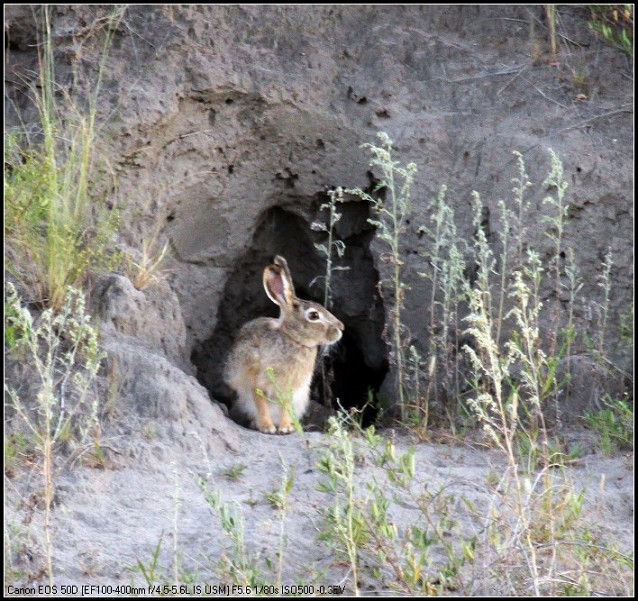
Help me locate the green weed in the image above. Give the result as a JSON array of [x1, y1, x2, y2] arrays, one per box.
[[5, 6, 125, 310], [222, 463, 247, 482], [588, 5, 634, 55], [585, 394, 633, 455]]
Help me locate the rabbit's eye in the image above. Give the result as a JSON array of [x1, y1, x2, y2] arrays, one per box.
[[307, 309, 320, 321]]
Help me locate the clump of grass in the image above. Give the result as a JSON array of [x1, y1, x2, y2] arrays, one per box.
[[5, 282, 105, 585], [221, 463, 247, 482], [585, 394, 633, 455], [5, 6, 124, 310], [347, 132, 417, 422], [126, 236, 171, 291], [588, 5, 634, 55], [132, 534, 166, 587], [270, 457, 295, 589]]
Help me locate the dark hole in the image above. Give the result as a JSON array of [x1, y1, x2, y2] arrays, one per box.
[[357, 96, 368, 105], [166, 213, 175, 222], [225, 98, 234, 105], [315, 331, 388, 427], [191, 203, 388, 430], [228, 164, 234, 174]]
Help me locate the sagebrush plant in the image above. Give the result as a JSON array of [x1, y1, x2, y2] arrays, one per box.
[[418, 184, 467, 424], [347, 132, 417, 422], [562, 247, 583, 408], [595, 247, 614, 361], [5, 282, 105, 585], [459, 155, 632, 593], [5, 6, 125, 310], [542, 148, 571, 358]]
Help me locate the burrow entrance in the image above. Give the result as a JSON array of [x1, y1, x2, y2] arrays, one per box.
[[191, 197, 388, 427]]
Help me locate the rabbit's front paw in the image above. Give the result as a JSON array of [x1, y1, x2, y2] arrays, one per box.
[[256, 419, 277, 435], [277, 424, 295, 435]]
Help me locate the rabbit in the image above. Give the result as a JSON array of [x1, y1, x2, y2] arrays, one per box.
[[223, 255, 344, 434]]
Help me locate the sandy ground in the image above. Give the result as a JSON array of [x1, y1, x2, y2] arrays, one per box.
[[4, 420, 633, 596]]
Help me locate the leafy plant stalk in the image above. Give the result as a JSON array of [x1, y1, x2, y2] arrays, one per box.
[[347, 132, 417, 421]]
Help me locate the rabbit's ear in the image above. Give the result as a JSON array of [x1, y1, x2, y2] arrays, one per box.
[[263, 263, 294, 308], [273, 256, 296, 296]]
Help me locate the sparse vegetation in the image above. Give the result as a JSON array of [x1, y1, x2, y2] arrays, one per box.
[[316, 412, 476, 595], [307, 134, 632, 594], [5, 6, 125, 311], [5, 283, 105, 585], [353, 133, 632, 439], [197, 477, 270, 587]]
